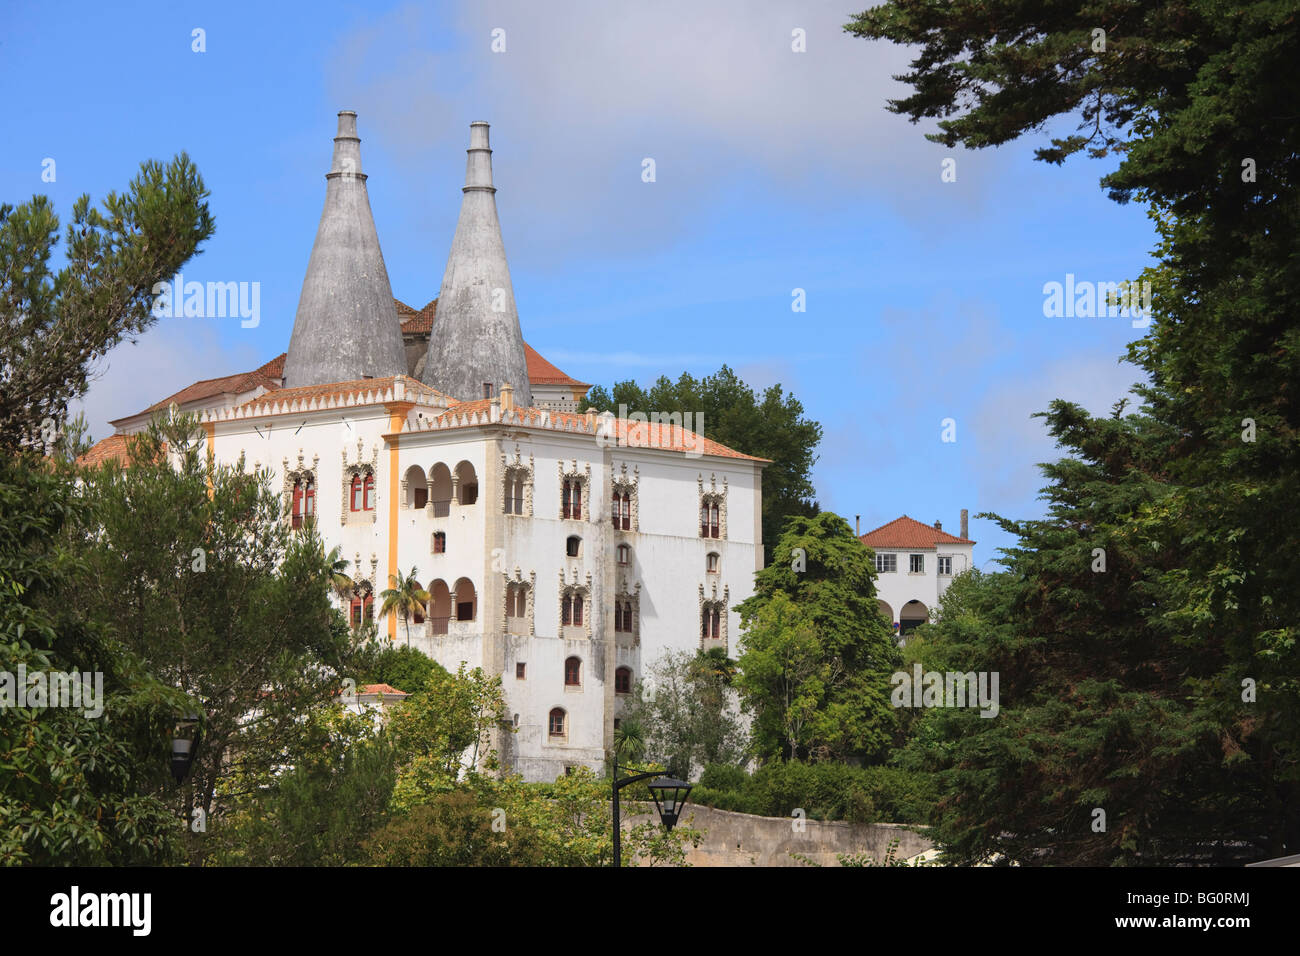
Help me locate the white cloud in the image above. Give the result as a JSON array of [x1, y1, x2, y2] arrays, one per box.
[[70, 321, 266, 445]]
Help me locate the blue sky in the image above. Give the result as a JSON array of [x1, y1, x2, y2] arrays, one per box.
[[2, 0, 1158, 564]]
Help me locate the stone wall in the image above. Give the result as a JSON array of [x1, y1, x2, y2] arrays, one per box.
[[625, 804, 933, 867]]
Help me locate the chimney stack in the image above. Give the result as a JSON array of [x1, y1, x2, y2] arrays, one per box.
[[500, 381, 514, 411], [960, 509, 969, 539], [855, 514, 860, 536], [585, 407, 596, 430], [283, 111, 407, 388], [420, 122, 534, 407], [935, 519, 942, 531]]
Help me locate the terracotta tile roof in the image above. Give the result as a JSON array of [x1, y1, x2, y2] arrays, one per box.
[[397, 298, 437, 334], [424, 401, 768, 462], [394, 295, 586, 388], [524, 343, 590, 389], [75, 434, 169, 468], [360, 683, 409, 698], [77, 434, 131, 467], [860, 515, 975, 549], [228, 375, 448, 416], [112, 352, 287, 426]]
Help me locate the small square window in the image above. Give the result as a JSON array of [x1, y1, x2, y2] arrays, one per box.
[[516, 662, 526, 679]]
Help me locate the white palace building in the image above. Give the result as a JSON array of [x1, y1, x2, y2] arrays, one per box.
[[82, 112, 768, 781], [83, 112, 975, 780]]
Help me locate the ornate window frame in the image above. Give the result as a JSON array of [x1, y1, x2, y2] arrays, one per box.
[[610, 462, 639, 532], [559, 460, 592, 521], [282, 449, 320, 528], [501, 446, 535, 517], [614, 580, 642, 644], [699, 581, 730, 651], [558, 568, 593, 637], [342, 440, 380, 525], [502, 567, 536, 636], [698, 472, 728, 540]]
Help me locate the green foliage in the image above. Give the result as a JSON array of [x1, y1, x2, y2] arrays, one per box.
[[690, 760, 936, 825], [214, 709, 397, 866], [586, 365, 822, 560], [372, 767, 703, 867], [850, 0, 1300, 865], [0, 155, 213, 450], [0, 453, 190, 865], [355, 642, 444, 696], [366, 790, 518, 866], [75, 415, 358, 864], [736, 513, 900, 762], [388, 663, 507, 808], [619, 648, 748, 778]]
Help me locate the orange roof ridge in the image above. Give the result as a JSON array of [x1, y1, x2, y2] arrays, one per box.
[[860, 515, 975, 548]]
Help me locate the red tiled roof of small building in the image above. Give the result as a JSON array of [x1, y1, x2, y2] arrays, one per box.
[[524, 343, 590, 388], [360, 683, 409, 698], [859, 515, 975, 549], [397, 298, 437, 334]]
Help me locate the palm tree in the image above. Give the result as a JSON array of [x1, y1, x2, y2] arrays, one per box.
[[296, 522, 354, 605], [613, 714, 646, 763], [379, 567, 430, 647], [324, 545, 354, 603]]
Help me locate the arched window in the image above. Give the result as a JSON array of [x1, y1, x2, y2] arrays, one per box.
[[563, 593, 584, 626], [615, 667, 632, 695], [702, 606, 721, 640], [548, 708, 566, 738], [707, 552, 720, 573], [566, 535, 581, 558], [562, 478, 582, 519], [291, 478, 304, 528], [564, 657, 581, 686], [350, 592, 374, 629], [350, 475, 363, 512], [615, 601, 635, 634], [363, 474, 375, 511], [611, 490, 631, 531], [616, 544, 630, 566]]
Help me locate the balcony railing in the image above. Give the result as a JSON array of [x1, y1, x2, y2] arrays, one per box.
[[429, 616, 450, 635], [430, 498, 451, 518]]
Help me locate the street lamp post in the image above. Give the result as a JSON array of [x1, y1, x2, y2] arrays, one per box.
[[611, 756, 693, 867], [170, 712, 202, 783]]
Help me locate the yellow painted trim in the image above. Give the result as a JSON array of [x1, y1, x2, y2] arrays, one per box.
[[386, 411, 405, 642], [203, 422, 216, 497]]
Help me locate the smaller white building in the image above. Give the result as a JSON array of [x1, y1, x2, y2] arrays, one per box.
[[859, 514, 975, 639]]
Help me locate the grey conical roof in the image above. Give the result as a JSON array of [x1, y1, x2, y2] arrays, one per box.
[[420, 122, 533, 407], [283, 111, 407, 388]]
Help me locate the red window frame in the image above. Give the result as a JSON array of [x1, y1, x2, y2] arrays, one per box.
[[549, 708, 565, 737], [433, 532, 446, 554], [350, 475, 363, 512], [363, 474, 375, 511]]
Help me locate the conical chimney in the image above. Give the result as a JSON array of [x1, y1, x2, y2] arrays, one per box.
[[421, 122, 533, 407], [283, 111, 407, 388]]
